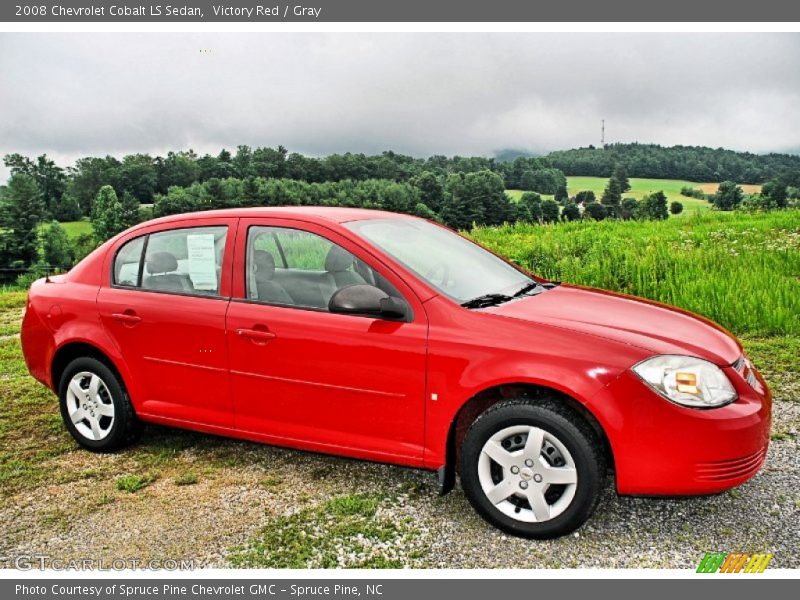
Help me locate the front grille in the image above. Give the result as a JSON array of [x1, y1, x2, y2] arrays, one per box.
[[694, 447, 767, 482]]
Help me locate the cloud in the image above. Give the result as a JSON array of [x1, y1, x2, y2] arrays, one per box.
[[1, 32, 799, 181]]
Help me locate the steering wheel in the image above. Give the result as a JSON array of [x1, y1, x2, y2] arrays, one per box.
[[423, 262, 450, 288]]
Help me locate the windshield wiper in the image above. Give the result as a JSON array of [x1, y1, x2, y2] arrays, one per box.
[[512, 282, 541, 297], [512, 280, 561, 297], [461, 293, 513, 309]]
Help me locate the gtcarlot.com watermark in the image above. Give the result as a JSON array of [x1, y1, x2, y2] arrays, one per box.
[[1, 555, 198, 571]]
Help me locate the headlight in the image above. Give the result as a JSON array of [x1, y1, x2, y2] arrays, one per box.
[[632, 355, 737, 408]]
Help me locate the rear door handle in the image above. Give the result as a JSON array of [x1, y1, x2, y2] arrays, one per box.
[[112, 311, 141, 325], [236, 328, 276, 344]]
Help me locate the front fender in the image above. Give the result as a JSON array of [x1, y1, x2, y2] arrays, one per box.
[[419, 296, 645, 470], [422, 350, 623, 469]]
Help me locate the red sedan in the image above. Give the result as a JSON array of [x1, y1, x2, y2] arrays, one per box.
[[20, 207, 771, 538]]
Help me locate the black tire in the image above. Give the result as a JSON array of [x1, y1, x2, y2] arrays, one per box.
[[460, 397, 606, 539], [58, 357, 142, 452]]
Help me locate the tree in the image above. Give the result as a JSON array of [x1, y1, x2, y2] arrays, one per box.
[[118, 154, 157, 203], [554, 184, 569, 204], [670, 201, 684, 215], [712, 181, 744, 210], [514, 203, 533, 223], [413, 202, 439, 221], [72, 233, 100, 264], [4, 153, 67, 217], [519, 192, 543, 223], [51, 194, 83, 221], [618, 198, 639, 220], [410, 171, 444, 212], [540, 199, 560, 223], [42, 221, 74, 271], [601, 178, 622, 216], [638, 191, 669, 220], [156, 150, 201, 191], [64, 156, 121, 216], [119, 192, 142, 230], [611, 163, 631, 192], [561, 202, 580, 221], [584, 202, 607, 220], [519, 170, 535, 191], [441, 170, 510, 229], [761, 180, 788, 208], [92, 185, 124, 241], [574, 190, 596, 205], [0, 174, 45, 270]]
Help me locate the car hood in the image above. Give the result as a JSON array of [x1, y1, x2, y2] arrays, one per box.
[[482, 284, 741, 366]]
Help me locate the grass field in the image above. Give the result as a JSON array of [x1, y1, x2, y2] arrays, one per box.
[[56, 220, 92, 238], [472, 209, 800, 336], [506, 177, 763, 214]]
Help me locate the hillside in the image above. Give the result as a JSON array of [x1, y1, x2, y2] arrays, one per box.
[[543, 143, 800, 184]]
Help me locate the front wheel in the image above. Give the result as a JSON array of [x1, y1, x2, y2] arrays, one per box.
[[460, 397, 606, 539]]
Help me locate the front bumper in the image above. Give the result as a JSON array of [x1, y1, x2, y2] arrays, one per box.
[[591, 366, 771, 496]]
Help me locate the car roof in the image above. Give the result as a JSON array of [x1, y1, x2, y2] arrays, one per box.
[[143, 206, 411, 227]]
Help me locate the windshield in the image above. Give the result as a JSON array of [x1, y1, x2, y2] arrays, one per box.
[[345, 218, 534, 304]]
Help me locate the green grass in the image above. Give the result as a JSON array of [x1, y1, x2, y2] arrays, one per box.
[[507, 177, 763, 215], [471, 209, 800, 336], [58, 220, 92, 238], [229, 493, 412, 568], [174, 470, 198, 486], [115, 473, 157, 493]]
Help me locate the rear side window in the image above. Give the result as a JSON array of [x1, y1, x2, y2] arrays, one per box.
[[113, 236, 145, 287], [142, 227, 227, 295], [113, 226, 227, 295]]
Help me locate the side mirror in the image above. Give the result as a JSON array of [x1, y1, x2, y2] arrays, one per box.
[[328, 285, 409, 320]]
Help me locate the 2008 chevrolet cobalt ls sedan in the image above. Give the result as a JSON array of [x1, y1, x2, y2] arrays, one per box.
[[21, 207, 771, 538]]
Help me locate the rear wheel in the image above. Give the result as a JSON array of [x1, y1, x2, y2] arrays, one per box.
[[58, 357, 142, 452], [460, 397, 606, 539]]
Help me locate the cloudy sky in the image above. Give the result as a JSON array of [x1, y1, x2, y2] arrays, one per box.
[[1, 33, 799, 180]]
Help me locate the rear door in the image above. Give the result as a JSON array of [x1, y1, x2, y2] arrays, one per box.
[[225, 218, 429, 463], [97, 218, 236, 427]]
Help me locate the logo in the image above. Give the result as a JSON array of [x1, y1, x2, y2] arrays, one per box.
[[696, 552, 773, 573]]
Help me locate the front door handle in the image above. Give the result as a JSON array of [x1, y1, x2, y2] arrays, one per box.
[[112, 311, 141, 325], [236, 328, 277, 344]]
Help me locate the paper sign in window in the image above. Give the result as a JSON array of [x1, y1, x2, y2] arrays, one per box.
[[187, 234, 218, 291]]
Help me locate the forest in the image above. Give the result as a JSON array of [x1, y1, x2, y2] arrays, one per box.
[[547, 142, 800, 183], [1, 143, 799, 284]]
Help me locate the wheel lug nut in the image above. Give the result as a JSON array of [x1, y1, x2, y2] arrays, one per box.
[[524, 459, 534, 467], [510, 466, 520, 474], [519, 481, 528, 489]]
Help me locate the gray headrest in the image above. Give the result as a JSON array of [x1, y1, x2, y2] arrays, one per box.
[[325, 245, 355, 273], [146, 251, 178, 274], [253, 250, 276, 280]]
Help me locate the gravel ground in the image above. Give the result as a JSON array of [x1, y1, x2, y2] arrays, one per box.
[[1, 399, 797, 570]]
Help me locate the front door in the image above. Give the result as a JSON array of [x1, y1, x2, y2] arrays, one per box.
[[97, 220, 235, 427], [225, 219, 428, 463]]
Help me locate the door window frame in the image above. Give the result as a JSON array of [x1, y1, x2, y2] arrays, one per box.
[[103, 217, 239, 300], [231, 218, 422, 322]]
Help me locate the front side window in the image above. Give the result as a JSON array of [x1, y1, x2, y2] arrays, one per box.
[[345, 218, 533, 304], [246, 226, 401, 310], [139, 226, 228, 295]]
